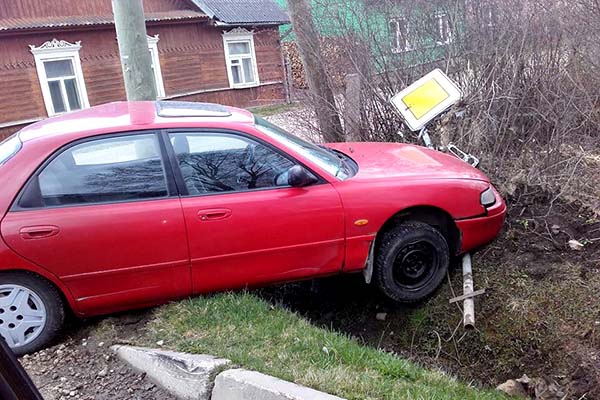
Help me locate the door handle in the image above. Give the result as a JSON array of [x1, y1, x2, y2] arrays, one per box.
[[197, 209, 232, 221], [19, 225, 60, 240]]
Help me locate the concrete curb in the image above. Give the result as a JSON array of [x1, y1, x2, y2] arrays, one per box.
[[112, 345, 346, 400], [212, 368, 346, 400], [111, 345, 230, 400]]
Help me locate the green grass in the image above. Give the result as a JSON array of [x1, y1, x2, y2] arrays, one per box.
[[149, 292, 507, 400], [248, 102, 299, 117]]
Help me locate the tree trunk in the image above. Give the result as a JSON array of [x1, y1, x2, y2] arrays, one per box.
[[112, 0, 157, 101], [287, 0, 344, 142]]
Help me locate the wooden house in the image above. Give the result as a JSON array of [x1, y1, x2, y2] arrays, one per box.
[[0, 0, 290, 139]]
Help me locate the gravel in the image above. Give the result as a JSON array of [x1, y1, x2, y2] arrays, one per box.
[[19, 312, 176, 400]]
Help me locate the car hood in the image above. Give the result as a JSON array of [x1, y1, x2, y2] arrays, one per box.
[[326, 142, 489, 182]]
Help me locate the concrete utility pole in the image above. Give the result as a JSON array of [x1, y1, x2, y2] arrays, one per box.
[[112, 0, 157, 101], [287, 0, 344, 142]]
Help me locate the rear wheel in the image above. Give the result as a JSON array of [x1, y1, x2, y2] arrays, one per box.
[[375, 222, 449, 303], [0, 272, 65, 355]]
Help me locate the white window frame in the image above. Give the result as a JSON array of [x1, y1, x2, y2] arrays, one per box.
[[467, 0, 497, 27], [147, 35, 166, 98], [435, 13, 453, 45], [390, 17, 411, 53], [483, 5, 497, 27], [30, 39, 90, 117], [222, 28, 260, 89]]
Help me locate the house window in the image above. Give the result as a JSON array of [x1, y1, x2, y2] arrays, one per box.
[[468, 0, 497, 27], [390, 18, 410, 53], [482, 4, 497, 27], [223, 29, 260, 88], [435, 13, 453, 44], [30, 39, 90, 117], [147, 35, 166, 98]]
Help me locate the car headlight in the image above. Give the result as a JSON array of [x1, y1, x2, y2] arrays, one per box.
[[480, 187, 496, 207]]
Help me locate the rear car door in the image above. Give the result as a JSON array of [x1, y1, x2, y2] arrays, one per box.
[[167, 130, 345, 294], [0, 132, 190, 315]]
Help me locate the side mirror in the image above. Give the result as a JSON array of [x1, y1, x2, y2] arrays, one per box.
[[288, 165, 318, 187]]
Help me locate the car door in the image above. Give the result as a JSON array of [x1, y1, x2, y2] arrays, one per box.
[[167, 130, 345, 294], [0, 132, 191, 315]]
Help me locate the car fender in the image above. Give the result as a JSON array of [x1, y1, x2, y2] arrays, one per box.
[[335, 178, 490, 272]]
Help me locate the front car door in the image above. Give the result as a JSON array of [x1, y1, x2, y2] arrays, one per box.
[[1, 132, 190, 315], [167, 130, 345, 294]]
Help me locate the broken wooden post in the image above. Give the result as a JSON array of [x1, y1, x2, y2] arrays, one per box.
[[344, 73, 361, 141]]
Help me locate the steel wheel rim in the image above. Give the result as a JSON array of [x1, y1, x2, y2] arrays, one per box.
[[0, 284, 47, 349], [392, 240, 438, 291]]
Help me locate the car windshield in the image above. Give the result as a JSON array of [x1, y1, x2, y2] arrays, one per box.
[[0, 134, 22, 166], [254, 117, 351, 180]]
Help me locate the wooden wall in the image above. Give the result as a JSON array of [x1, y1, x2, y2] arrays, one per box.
[[0, 22, 286, 140]]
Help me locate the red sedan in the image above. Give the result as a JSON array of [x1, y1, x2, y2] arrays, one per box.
[[0, 101, 506, 354]]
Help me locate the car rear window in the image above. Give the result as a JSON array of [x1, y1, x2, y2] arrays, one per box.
[[0, 134, 22, 165], [33, 134, 169, 207]]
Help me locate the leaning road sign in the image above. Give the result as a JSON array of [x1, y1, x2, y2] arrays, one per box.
[[391, 69, 462, 132]]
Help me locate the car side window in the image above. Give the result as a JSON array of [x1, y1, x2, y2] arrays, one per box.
[[32, 134, 168, 207], [169, 132, 295, 195]]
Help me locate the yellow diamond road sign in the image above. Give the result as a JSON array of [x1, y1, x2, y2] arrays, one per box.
[[391, 69, 462, 131]]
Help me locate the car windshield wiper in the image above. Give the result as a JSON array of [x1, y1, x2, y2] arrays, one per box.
[[317, 145, 346, 176], [319, 146, 352, 178]]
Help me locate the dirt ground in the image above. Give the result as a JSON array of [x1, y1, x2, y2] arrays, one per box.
[[259, 186, 600, 399]]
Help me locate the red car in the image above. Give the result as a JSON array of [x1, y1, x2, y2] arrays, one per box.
[[0, 101, 506, 354]]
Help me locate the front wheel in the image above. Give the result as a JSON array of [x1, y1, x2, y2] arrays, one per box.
[[375, 222, 449, 303], [0, 272, 65, 355]]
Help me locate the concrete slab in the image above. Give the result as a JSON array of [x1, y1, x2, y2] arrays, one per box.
[[112, 345, 230, 400], [212, 368, 346, 400]]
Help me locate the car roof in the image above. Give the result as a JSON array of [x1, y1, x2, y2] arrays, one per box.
[[18, 101, 256, 143]]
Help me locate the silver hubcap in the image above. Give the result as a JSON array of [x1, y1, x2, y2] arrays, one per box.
[[0, 285, 47, 349]]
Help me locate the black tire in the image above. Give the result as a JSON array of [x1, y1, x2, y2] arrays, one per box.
[[375, 222, 449, 303], [0, 272, 65, 356]]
